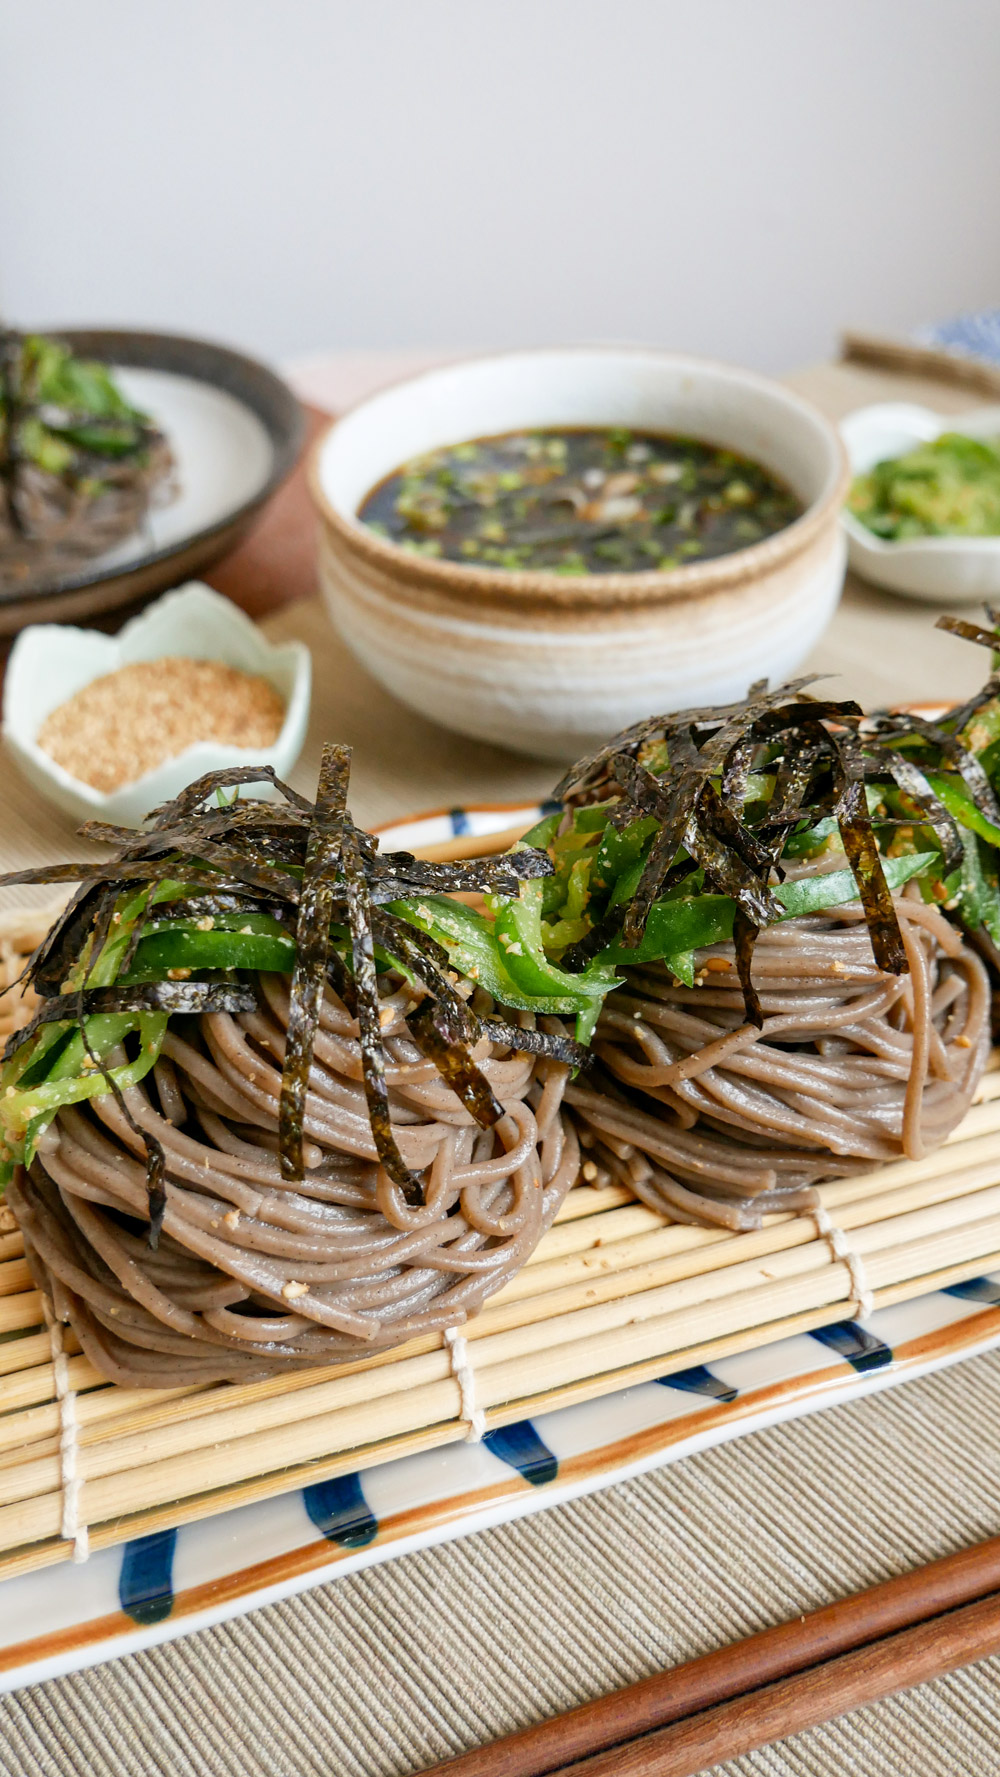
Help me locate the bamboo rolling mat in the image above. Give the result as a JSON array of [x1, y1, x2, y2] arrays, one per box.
[[3, 891, 1000, 1583]]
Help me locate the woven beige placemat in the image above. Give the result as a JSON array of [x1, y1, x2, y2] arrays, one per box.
[[4, 1351, 1000, 1775]]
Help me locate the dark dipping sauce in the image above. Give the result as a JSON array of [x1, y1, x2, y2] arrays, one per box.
[[358, 427, 802, 575]]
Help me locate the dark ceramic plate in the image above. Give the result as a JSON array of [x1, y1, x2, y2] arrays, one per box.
[[0, 328, 304, 633]]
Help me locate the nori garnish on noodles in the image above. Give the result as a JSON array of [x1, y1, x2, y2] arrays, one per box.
[[0, 745, 572, 1234], [278, 743, 350, 1181], [552, 649, 1000, 1023]]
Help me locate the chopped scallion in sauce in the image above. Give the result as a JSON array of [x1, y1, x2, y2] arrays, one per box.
[[358, 428, 802, 574]]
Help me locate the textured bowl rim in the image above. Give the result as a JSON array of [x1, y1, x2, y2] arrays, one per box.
[[308, 344, 850, 614]]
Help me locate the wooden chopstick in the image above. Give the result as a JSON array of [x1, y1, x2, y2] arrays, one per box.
[[841, 330, 1000, 401], [416, 1533, 1000, 1776], [551, 1590, 1000, 1776]]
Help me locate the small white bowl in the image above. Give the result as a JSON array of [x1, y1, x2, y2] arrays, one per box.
[[840, 401, 1000, 603], [311, 346, 848, 761], [2, 582, 312, 827]]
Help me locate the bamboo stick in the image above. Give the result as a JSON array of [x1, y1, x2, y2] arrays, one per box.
[[0, 1290, 42, 1334], [0, 1257, 32, 1297], [551, 1182, 633, 1222]]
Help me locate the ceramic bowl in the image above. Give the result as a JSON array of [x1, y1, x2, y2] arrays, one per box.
[[310, 346, 849, 761], [2, 582, 312, 827], [840, 401, 1000, 604]]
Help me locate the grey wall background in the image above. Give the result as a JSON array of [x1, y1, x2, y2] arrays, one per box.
[[2, 0, 999, 373]]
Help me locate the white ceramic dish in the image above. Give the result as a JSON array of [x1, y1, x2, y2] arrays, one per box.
[[311, 347, 849, 761], [2, 582, 312, 827], [91, 368, 273, 566], [1, 798, 999, 1693], [840, 402, 1000, 603]]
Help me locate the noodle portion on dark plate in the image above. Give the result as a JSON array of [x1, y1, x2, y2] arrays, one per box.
[[0, 332, 175, 591]]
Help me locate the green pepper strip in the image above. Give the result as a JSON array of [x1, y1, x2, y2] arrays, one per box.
[[1, 1012, 167, 1181], [123, 913, 295, 981], [600, 852, 937, 967], [391, 893, 616, 1016], [927, 772, 1000, 850]]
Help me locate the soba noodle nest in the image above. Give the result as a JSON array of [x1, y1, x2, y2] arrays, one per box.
[[564, 887, 991, 1231], [0, 436, 175, 589], [11, 972, 578, 1387]]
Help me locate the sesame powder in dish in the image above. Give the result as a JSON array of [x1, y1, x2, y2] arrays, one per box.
[[36, 657, 286, 793]]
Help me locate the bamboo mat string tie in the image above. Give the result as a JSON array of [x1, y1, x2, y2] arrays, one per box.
[[444, 1326, 485, 1442], [812, 1202, 875, 1323], [40, 1294, 89, 1562]]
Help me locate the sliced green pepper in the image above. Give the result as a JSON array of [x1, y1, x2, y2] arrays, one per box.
[[393, 893, 618, 1016], [927, 772, 1000, 850], [600, 852, 937, 966], [123, 912, 295, 981], [491, 880, 618, 1003]]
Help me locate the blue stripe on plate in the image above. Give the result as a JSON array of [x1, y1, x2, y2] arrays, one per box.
[[809, 1321, 893, 1372], [449, 808, 471, 836], [303, 1475, 378, 1548], [942, 1277, 1000, 1304], [119, 1528, 177, 1626], [483, 1420, 558, 1485], [540, 798, 563, 819], [656, 1364, 738, 1403]]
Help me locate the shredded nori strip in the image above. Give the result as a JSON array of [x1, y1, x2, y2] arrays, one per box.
[[407, 999, 504, 1131], [555, 660, 1000, 1018], [278, 745, 351, 1181], [870, 709, 1000, 828], [479, 1018, 588, 1069], [340, 819, 429, 1206], [731, 907, 763, 1029], [935, 613, 1000, 654], [3, 980, 257, 1063], [0, 748, 563, 1228], [835, 771, 906, 975], [866, 750, 964, 875]]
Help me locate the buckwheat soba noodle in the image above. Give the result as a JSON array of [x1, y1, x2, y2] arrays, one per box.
[[10, 977, 577, 1385], [0, 750, 584, 1386], [564, 886, 990, 1231]]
